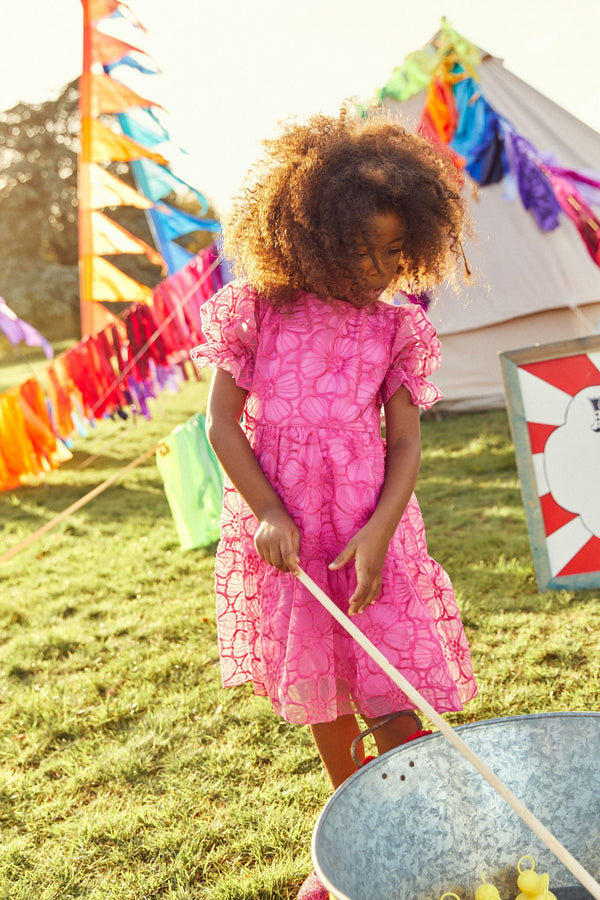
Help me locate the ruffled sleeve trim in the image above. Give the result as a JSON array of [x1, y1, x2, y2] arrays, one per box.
[[380, 305, 443, 410], [190, 282, 259, 390]]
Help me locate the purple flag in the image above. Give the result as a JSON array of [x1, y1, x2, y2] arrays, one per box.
[[0, 297, 54, 359]]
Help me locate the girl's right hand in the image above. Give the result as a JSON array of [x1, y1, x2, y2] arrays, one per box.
[[254, 507, 301, 574]]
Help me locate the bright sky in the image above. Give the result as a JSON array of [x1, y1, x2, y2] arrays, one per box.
[[1, 0, 599, 213]]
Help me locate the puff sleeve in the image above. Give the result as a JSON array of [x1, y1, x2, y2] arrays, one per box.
[[380, 305, 443, 410], [190, 282, 258, 390]]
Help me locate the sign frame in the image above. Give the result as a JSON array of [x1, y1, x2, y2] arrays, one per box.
[[500, 334, 600, 592]]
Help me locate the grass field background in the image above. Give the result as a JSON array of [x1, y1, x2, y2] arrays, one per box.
[[1, 352, 599, 899]]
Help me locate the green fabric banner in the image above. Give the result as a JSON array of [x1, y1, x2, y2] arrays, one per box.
[[156, 413, 223, 550]]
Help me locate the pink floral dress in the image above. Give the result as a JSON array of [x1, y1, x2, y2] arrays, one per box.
[[191, 281, 477, 725]]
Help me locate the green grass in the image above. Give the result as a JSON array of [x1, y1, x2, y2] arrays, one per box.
[[1, 368, 599, 898]]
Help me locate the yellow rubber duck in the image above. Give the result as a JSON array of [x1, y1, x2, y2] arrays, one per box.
[[474, 871, 502, 900], [516, 856, 557, 900]]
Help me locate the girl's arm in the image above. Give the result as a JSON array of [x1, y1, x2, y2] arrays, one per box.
[[205, 367, 300, 573], [328, 385, 421, 615]]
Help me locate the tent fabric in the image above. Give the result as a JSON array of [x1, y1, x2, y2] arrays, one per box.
[[385, 54, 600, 410]]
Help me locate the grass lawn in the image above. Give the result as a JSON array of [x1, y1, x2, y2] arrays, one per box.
[[1, 366, 599, 899]]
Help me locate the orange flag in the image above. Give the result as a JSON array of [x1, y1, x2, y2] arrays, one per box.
[[87, 72, 163, 117], [0, 390, 46, 483], [85, 119, 168, 165], [85, 256, 154, 304], [87, 162, 153, 210], [89, 0, 121, 19], [89, 0, 145, 29], [91, 211, 165, 268], [19, 379, 73, 469], [90, 27, 145, 66]]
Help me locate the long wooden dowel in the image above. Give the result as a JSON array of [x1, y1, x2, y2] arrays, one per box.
[[0, 445, 157, 565], [296, 566, 600, 900]]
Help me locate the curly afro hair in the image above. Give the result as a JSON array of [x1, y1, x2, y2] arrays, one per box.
[[223, 107, 468, 304]]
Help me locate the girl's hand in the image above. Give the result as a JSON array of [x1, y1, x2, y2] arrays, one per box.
[[254, 506, 301, 574], [328, 522, 390, 616]]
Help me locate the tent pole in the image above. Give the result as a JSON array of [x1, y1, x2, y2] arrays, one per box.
[[78, 0, 94, 338]]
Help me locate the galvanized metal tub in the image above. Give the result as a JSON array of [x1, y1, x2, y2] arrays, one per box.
[[312, 712, 600, 900]]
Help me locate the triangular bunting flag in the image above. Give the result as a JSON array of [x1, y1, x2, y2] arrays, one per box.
[[115, 109, 169, 149], [90, 27, 145, 66], [89, 0, 122, 20], [86, 256, 154, 304], [154, 203, 221, 240], [87, 72, 162, 117], [131, 158, 208, 207], [166, 241, 195, 271], [105, 54, 160, 76], [86, 119, 168, 165], [89, 0, 144, 29], [79, 299, 123, 336], [87, 162, 153, 210], [90, 211, 165, 267]]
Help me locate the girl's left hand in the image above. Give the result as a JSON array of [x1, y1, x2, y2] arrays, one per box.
[[328, 523, 390, 616]]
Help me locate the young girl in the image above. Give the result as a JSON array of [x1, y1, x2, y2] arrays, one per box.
[[192, 108, 477, 900]]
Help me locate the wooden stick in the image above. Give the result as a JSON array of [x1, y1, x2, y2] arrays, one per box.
[[0, 445, 157, 565], [296, 566, 600, 900]]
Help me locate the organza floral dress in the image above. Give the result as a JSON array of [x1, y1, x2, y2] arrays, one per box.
[[192, 281, 477, 726]]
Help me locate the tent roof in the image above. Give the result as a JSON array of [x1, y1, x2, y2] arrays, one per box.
[[385, 54, 600, 337]]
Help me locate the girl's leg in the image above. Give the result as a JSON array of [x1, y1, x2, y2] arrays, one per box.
[[310, 714, 364, 789], [362, 711, 419, 755]]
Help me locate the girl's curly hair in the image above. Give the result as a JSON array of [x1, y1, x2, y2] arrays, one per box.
[[223, 107, 468, 303]]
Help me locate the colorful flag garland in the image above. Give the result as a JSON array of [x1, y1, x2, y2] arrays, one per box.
[[372, 18, 600, 266], [78, 0, 221, 337]]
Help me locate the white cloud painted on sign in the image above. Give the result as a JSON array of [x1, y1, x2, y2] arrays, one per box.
[[544, 386, 600, 538]]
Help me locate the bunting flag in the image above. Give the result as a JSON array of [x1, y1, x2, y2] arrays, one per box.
[[370, 17, 600, 269], [166, 241, 195, 271], [122, 156, 208, 207], [0, 244, 225, 492], [79, 0, 222, 337], [89, 0, 144, 29], [87, 72, 163, 117], [545, 171, 600, 264], [84, 256, 154, 304], [153, 203, 221, 240], [89, 0, 122, 20], [90, 211, 165, 267], [87, 162, 154, 210], [113, 109, 169, 148], [84, 119, 168, 165], [105, 54, 160, 76], [0, 298, 54, 359], [90, 29, 143, 66]]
